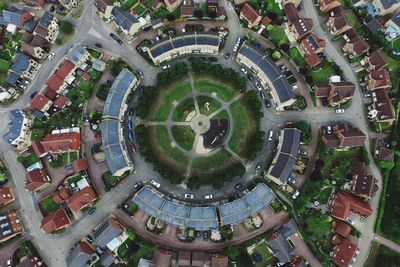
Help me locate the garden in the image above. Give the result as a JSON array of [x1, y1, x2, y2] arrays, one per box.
[[117, 236, 154, 266], [39, 195, 60, 217]]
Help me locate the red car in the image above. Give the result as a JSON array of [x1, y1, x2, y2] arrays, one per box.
[[284, 121, 294, 126], [130, 143, 137, 154]]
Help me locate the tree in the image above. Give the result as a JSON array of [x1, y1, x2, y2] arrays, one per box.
[[225, 247, 240, 259], [166, 14, 175, 21], [272, 51, 282, 60], [58, 21, 74, 35], [125, 229, 136, 240], [194, 9, 203, 18], [295, 121, 312, 144], [305, 76, 314, 85], [0, 171, 7, 182], [55, 38, 62, 45]]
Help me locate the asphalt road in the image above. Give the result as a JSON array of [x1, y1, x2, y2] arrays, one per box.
[[0, 1, 385, 266]]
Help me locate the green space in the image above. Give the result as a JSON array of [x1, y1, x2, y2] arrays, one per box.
[[17, 153, 39, 168], [126, 203, 138, 216], [228, 99, 256, 157], [392, 37, 400, 51], [191, 149, 233, 174], [212, 109, 229, 120], [365, 242, 400, 267], [194, 77, 236, 102], [31, 128, 46, 140], [46, 109, 82, 134], [287, 47, 306, 68], [49, 153, 69, 169], [316, 187, 333, 204], [345, 10, 360, 28], [102, 171, 121, 189], [306, 60, 340, 85], [133, 4, 145, 15], [39, 195, 60, 217], [264, 25, 289, 47], [117, 237, 154, 266], [120, 0, 138, 10], [87, 48, 102, 59], [0, 58, 10, 73], [150, 81, 191, 121], [66, 77, 97, 107], [172, 97, 195, 122], [252, 242, 276, 267], [67, 173, 84, 186], [171, 125, 195, 151], [197, 95, 221, 117]]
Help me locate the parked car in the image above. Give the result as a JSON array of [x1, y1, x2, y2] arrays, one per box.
[[287, 177, 296, 185], [88, 207, 97, 215], [247, 74, 254, 81], [233, 43, 239, 52], [346, 217, 354, 225], [136, 69, 144, 77], [299, 150, 307, 156], [95, 246, 104, 256], [292, 190, 300, 199], [105, 15, 115, 23], [204, 194, 213, 199], [130, 143, 137, 154], [326, 125, 332, 134], [127, 120, 133, 130], [109, 33, 118, 41], [184, 193, 194, 199], [224, 52, 230, 59], [117, 38, 123, 45], [264, 99, 271, 108], [47, 53, 55, 60], [208, 57, 218, 62], [321, 98, 328, 106], [259, 91, 266, 100], [133, 181, 141, 189], [127, 130, 133, 141], [268, 130, 274, 141], [284, 121, 294, 126], [254, 82, 262, 91], [203, 231, 209, 242], [195, 230, 201, 237], [255, 162, 262, 171], [240, 67, 248, 74], [85, 235, 93, 244], [95, 43, 102, 48], [335, 109, 345, 114], [7, 259, 12, 267], [162, 65, 171, 70], [49, 5, 55, 12], [150, 179, 160, 188], [234, 182, 243, 190]]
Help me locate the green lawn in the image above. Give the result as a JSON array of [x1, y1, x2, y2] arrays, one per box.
[[194, 77, 236, 102], [172, 97, 195, 122], [392, 37, 400, 51], [228, 99, 256, 158], [191, 149, 233, 174], [121, 0, 138, 10], [316, 187, 333, 204], [66, 78, 95, 107], [133, 4, 145, 15], [87, 48, 102, 59], [30, 129, 46, 140], [197, 95, 221, 117], [17, 153, 39, 168], [265, 25, 289, 46], [345, 10, 360, 28], [117, 239, 154, 266], [307, 61, 338, 85], [171, 125, 195, 151], [252, 242, 276, 267], [287, 47, 306, 68], [211, 109, 229, 120], [39, 196, 60, 217], [0, 58, 10, 73], [365, 242, 400, 267], [320, 147, 358, 179], [151, 81, 191, 121]]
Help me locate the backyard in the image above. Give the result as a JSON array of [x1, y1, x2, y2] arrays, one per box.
[[39, 195, 60, 217], [306, 60, 339, 85], [117, 238, 154, 266], [250, 242, 276, 267]]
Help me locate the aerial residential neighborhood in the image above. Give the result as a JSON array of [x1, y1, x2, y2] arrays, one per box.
[[0, 0, 399, 267]]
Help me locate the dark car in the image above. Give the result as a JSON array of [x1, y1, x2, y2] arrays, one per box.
[[224, 53, 230, 59], [127, 120, 133, 130], [88, 207, 97, 215], [195, 230, 201, 238], [109, 33, 118, 41], [136, 69, 144, 77], [321, 98, 328, 106], [247, 74, 254, 81], [117, 38, 123, 45], [259, 91, 266, 100], [235, 182, 243, 190], [95, 246, 104, 256], [203, 231, 209, 242], [264, 99, 271, 108], [95, 43, 102, 48], [208, 57, 218, 62], [106, 79, 114, 86], [85, 235, 93, 244], [50, 5, 55, 12]]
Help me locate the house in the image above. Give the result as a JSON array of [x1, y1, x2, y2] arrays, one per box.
[[299, 34, 326, 67], [111, 7, 141, 35], [25, 168, 50, 192], [192, 252, 210, 267], [0, 210, 23, 243], [332, 221, 352, 238], [3, 109, 33, 153], [66, 241, 97, 267], [322, 123, 366, 148], [178, 251, 191, 267], [384, 10, 400, 40], [360, 49, 388, 71], [90, 216, 124, 248], [67, 45, 90, 67], [331, 238, 359, 267], [368, 88, 395, 123], [152, 248, 176, 267], [53, 188, 71, 204], [41, 209, 70, 233], [23, 0, 46, 8], [240, 4, 262, 28], [21, 42, 45, 59], [32, 132, 81, 157], [66, 186, 97, 214], [30, 94, 53, 114], [372, 0, 400, 16], [284, 2, 314, 42], [94, 0, 114, 18], [7, 53, 39, 81], [181, 0, 194, 18], [22, 33, 50, 52], [374, 142, 394, 163], [313, 82, 355, 106], [326, 9, 352, 36], [2, 6, 34, 28], [34, 11, 58, 43], [46, 73, 66, 92], [318, 0, 341, 12], [92, 59, 107, 72], [342, 34, 370, 57], [266, 232, 296, 265], [350, 161, 376, 199], [56, 59, 76, 80], [328, 191, 373, 221], [365, 69, 391, 90], [267, 128, 301, 187], [164, 0, 183, 12], [0, 188, 15, 206], [211, 254, 228, 267]]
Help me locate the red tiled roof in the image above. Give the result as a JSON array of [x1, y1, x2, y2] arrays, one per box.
[[53, 188, 71, 204], [30, 94, 51, 111], [25, 169, 49, 192], [329, 191, 372, 220], [211, 254, 228, 267], [41, 209, 70, 233], [369, 69, 391, 89], [284, 2, 299, 23], [305, 53, 322, 68], [31, 139, 46, 157], [240, 3, 260, 24], [334, 221, 352, 238], [56, 60, 75, 79], [53, 95, 68, 109], [46, 74, 64, 92], [67, 187, 97, 212], [373, 89, 394, 121], [72, 158, 89, 172], [331, 238, 358, 267], [41, 132, 81, 154], [0, 188, 14, 206], [261, 16, 271, 27], [364, 49, 387, 70], [81, 72, 91, 81], [43, 88, 57, 101]]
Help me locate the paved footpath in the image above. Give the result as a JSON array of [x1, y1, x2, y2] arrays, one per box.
[[374, 235, 400, 254]]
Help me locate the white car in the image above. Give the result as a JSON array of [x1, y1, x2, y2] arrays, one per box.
[[184, 193, 194, 199], [162, 64, 171, 70], [255, 82, 262, 91], [105, 16, 115, 23], [150, 179, 160, 188], [292, 190, 300, 199], [240, 67, 248, 75], [233, 43, 239, 52], [346, 217, 354, 225], [268, 130, 274, 141], [7, 259, 12, 267], [326, 125, 332, 134], [335, 108, 345, 114], [204, 194, 213, 199], [47, 53, 55, 60]]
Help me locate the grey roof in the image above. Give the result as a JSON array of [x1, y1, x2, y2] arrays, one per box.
[[380, 0, 400, 9], [103, 68, 137, 119], [268, 128, 301, 183], [148, 32, 220, 58], [91, 218, 123, 248], [101, 119, 132, 175], [111, 7, 139, 32], [366, 19, 382, 32], [151, 18, 162, 26], [390, 9, 400, 26], [6, 72, 21, 86], [66, 243, 93, 267], [266, 232, 295, 264], [218, 183, 275, 226], [38, 11, 54, 28], [0, 13, 4, 26], [133, 186, 218, 230], [67, 45, 88, 65], [23, 20, 37, 33], [238, 44, 295, 103], [10, 53, 31, 74], [3, 109, 24, 144], [2, 6, 27, 26], [281, 219, 298, 238], [99, 252, 116, 267]]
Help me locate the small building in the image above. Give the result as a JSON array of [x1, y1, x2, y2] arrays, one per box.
[[350, 161, 376, 199], [3, 109, 33, 153], [41, 209, 70, 233], [66, 186, 97, 214], [94, 0, 114, 18], [211, 254, 228, 267], [374, 142, 394, 163], [30, 93, 53, 114], [23, 0, 46, 8], [90, 216, 124, 248], [111, 7, 141, 36], [53, 188, 71, 204], [34, 11, 58, 43], [368, 88, 395, 123], [0, 210, 23, 243], [25, 168, 51, 192], [313, 82, 355, 106], [299, 34, 326, 68], [332, 221, 352, 238], [365, 69, 391, 91], [360, 49, 388, 71], [7, 53, 40, 81], [328, 191, 372, 221], [67, 45, 90, 67], [239, 3, 262, 28], [0, 188, 15, 206], [331, 238, 359, 267], [342, 33, 370, 57], [2, 6, 34, 28], [326, 8, 352, 36], [322, 123, 366, 148]]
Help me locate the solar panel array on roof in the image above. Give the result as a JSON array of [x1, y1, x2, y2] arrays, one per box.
[[280, 128, 301, 155], [218, 183, 275, 226], [273, 77, 295, 103], [133, 186, 218, 230]]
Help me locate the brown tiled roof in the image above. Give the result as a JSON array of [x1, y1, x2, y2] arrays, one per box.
[[46, 74, 64, 91], [334, 221, 352, 238], [0, 188, 14, 206], [40, 132, 81, 154], [192, 252, 208, 267], [43, 88, 57, 101], [343, 28, 358, 40], [322, 124, 366, 148], [21, 43, 38, 58], [53, 95, 68, 109], [329, 82, 355, 104], [67, 186, 97, 212], [34, 25, 48, 38], [376, 146, 394, 163], [261, 16, 272, 27], [364, 49, 388, 70], [368, 69, 391, 89], [240, 3, 260, 24], [314, 84, 331, 97], [331, 238, 358, 267], [330, 13, 349, 31], [53, 188, 71, 204], [152, 248, 174, 267], [56, 60, 75, 79], [329, 191, 372, 220], [30, 94, 51, 111], [284, 2, 299, 23], [31, 139, 46, 157], [348, 35, 370, 56], [41, 209, 70, 233], [25, 169, 49, 192], [373, 89, 394, 121], [293, 18, 313, 38], [305, 53, 322, 68], [211, 254, 228, 267]]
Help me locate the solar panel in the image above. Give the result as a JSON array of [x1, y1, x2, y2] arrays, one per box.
[[272, 77, 294, 103], [258, 59, 281, 81]]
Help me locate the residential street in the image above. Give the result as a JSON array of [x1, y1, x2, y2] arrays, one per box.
[[0, 0, 389, 266]]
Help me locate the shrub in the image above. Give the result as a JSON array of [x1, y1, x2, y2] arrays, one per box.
[[58, 21, 74, 35]]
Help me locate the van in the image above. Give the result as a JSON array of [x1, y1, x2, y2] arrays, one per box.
[[268, 130, 274, 141]]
